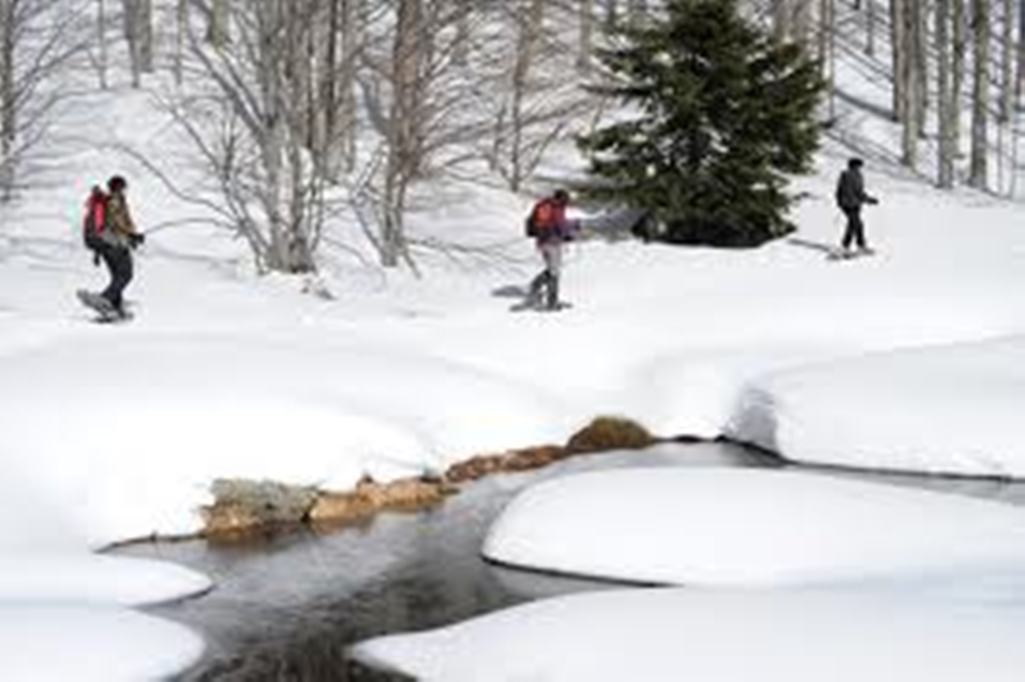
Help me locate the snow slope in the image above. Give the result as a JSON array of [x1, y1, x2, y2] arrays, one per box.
[[483, 468, 1025, 586], [728, 336, 1025, 476], [352, 588, 1025, 682]]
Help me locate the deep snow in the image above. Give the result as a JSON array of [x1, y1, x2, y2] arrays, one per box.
[[483, 468, 1025, 586], [352, 588, 1025, 682]]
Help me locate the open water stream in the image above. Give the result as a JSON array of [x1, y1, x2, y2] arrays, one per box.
[[118, 442, 1025, 681]]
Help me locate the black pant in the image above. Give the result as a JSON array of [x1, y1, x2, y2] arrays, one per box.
[[841, 208, 866, 250], [95, 241, 133, 312]]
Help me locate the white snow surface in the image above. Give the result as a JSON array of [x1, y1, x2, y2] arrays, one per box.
[[0, 605, 203, 682], [483, 468, 1025, 586], [727, 336, 1025, 476], [352, 588, 1025, 682]]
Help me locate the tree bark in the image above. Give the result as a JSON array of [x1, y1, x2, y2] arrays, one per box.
[[969, 0, 990, 189], [578, 0, 594, 74], [891, 0, 906, 121], [953, 0, 966, 155], [937, 0, 955, 187], [207, 0, 229, 48], [901, 0, 919, 167]]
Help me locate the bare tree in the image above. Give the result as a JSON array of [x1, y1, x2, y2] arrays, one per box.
[[866, 0, 876, 56], [891, 0, 906, 121], [578, 0, 594, 74], [937, 0, 955, 187], [96, 0, 108, 88], [900, 0, 920, 167], [122, 0, 154, 87], [0, 0, 86, 200], [952, 0, 965, 155], [171, 0, 338, 273], [206, 0, 228, 47], [968, 0, 989, 189]]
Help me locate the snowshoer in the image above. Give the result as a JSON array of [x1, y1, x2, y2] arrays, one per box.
[[835, 158, 879, 255], [79, 175, 144, 319], [523, 189, 579, 311]]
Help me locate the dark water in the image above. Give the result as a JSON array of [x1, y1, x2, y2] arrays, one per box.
[[119, 442, 1025, 681]]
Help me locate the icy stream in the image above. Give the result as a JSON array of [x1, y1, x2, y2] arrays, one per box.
[[117, 442, 1025, 680]]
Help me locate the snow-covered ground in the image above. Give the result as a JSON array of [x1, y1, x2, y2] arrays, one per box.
[[352, 588, 1025, 682], [482, 468, 1025, 586], [3, 2, 1025, 675]]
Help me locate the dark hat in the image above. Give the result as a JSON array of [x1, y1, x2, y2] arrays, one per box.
[[553, 188, 570, 204], [107, 175, 128, 192], [848, 158, 864, 169]]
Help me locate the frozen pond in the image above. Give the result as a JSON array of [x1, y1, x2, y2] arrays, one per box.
[[119, 442, 1025, 680]]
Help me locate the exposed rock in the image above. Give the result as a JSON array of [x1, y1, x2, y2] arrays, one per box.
[[202, 478, 319, 537], [309, 477, 452, 527], [565, 416, 655, 453], [444, 445, 566, 482]]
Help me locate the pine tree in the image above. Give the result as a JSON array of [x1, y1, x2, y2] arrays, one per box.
[[578, 0, 824, 247]]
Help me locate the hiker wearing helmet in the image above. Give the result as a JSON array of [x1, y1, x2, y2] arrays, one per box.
[[523, 189, 579, 311], [835, 158, 879, 256]]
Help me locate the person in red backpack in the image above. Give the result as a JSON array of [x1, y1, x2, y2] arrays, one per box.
[[524, 189, 579, 311], [79, 175, 144, 319]]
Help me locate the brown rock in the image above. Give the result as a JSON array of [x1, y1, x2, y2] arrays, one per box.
[[565, 416, 655, 453]]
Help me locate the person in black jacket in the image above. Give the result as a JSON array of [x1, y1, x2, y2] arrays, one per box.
[[835, 158, 879, 254]]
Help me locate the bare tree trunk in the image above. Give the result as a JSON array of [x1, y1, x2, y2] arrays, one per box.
[[913, 0, 927, 137], [0, 0, 11, 196], [937, 0, 955, 187], [794, 0, 812, 46], [819, 0, 835, 119], [122, 0, 141, 86], [578, 0, 594, 74], [174, 0, 186, 86], [969, 0, 990, 189], [901, 0, 920, 167], [1001, 0, 1015, 123], [97, 0, 109, 89], [866, 0, 876, 55], [383, 0, 426, 267], [774, 0, 792, 42], [454, 0, 470, 66], [138, 0, 153, 72], [207, 0, 229, 48], [509, 0, 545, 192], [1017, 0, 1025, 106], [605, 0, 618, 30], [953, 0, 966, 155], [339, 0, 357, 172], [891, 0, 906, 121]]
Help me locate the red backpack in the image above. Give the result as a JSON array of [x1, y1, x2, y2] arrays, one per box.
[[525, 198, 558, 238], [82, 187, 108, 248]]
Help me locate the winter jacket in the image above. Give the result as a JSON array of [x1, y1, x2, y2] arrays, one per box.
[[835, 169, 875, 211], [104, 190, 138, 247]]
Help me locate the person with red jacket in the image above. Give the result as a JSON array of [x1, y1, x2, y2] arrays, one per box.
[[524, 189, 579, 311]]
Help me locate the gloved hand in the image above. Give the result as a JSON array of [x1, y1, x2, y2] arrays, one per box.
[[129, 233, 146, 248], [93, 251, 101, 267], [868, 197, 880, 205]]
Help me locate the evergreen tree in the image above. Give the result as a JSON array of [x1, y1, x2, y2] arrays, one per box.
[[579, 0, 824, 247]]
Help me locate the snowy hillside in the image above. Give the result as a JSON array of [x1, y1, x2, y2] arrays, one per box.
[[2, 0, 1025, 677]]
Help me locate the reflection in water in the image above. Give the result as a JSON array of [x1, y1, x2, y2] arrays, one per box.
[[119, 442, 1025, 680]]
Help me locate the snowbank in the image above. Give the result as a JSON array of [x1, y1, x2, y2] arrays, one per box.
[[1, 605, 203, 681], [0, 555, 210, 605], [483, 468, 1025, 585], [352, 588, 1025, 682], [728, 337, 1025, 477]]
